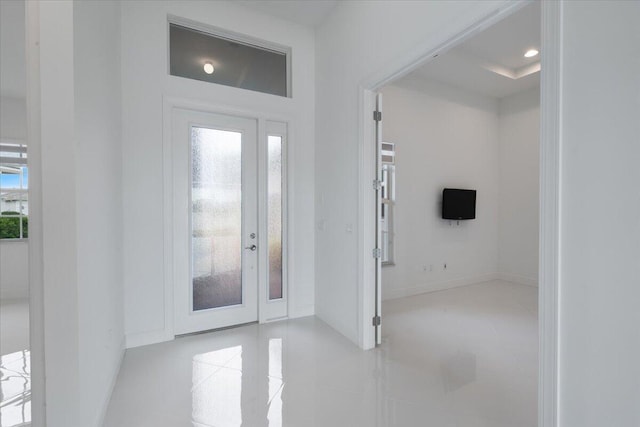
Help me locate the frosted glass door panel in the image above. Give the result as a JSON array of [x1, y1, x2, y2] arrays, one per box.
[[192, 127, 243, 310], [174, 108, 285, 333], [267, 136, 283, 300]]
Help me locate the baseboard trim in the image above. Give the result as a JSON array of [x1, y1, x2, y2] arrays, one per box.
[[382, 272, 539, 301], [95, 335, 126, 427], [497, 272, 538, 287], [125, 305, 314, 350], [382, 273, 499, 301], [288, 304, 314, 319], [125, 328, 173, 349]]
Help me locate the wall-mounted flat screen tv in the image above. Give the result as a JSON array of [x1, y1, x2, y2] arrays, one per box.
[[442, 188, 476, 220]]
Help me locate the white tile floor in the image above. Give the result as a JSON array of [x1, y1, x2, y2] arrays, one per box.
[[104, 280, 538, 427], [1, 299, 31, 427], [0, 299, 30, 356], [0, 350, 31, 427]]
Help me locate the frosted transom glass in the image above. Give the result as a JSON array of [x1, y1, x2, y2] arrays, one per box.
[[268, 136, 283, 300], [192, 127, 243, 311], [170, 24, 288, 97]]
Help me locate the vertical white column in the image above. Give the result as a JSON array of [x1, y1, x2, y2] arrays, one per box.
[[39, 1, 80, 425]]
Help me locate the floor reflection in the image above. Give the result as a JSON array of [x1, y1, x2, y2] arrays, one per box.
[[267, 339, 283, 427], [192, 345, 243, 426], [105, 281, 538, 427], [0, 350, 31, 427], [192, 338, 285, 427], [441, 351, 477, 393]]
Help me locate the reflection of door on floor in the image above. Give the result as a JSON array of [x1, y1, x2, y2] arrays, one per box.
[[172, 109, 287, 335]]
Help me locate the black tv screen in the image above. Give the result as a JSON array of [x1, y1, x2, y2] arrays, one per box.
[[442, 188, 476, 220]]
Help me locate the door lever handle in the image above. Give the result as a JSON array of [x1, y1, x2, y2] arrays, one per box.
[[245, 245, 257, 251]]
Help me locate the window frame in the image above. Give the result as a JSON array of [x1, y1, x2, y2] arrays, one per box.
[[380, 142, 395, 266], [1, 140, 29, 241]]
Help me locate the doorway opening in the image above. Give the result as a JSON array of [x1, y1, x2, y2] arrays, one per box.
[[361, 2, 559, 425], [377, 0, 541, 324]]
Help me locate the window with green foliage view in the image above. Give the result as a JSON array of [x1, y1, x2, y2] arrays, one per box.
[[1, 143, 28, 240]]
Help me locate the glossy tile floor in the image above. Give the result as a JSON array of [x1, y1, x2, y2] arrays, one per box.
[[0, 350, 31, 427], [104, 280, 537, 427], [1, 299, 31, 427], [0, 299, 30, 356]]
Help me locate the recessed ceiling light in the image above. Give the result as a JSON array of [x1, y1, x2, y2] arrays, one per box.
[[203, 62, 215, 74], [524, 49, 539, 58]]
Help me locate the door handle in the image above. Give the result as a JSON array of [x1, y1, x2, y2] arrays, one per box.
[[245, 245, 257, 251]]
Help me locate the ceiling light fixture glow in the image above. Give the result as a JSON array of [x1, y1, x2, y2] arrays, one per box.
[[203, 62, 215, 74], [524, 49, 539, 58]]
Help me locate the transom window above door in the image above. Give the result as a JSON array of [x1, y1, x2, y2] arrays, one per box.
[[168, 19, 291, 98]]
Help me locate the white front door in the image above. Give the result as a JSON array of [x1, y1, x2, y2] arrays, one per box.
[[173, 109, 259, 334]]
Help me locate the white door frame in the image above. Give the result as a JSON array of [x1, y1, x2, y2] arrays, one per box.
[[357, 1, 560, 426], [25, 1, 45, 424], [163, 97, 292, 339]]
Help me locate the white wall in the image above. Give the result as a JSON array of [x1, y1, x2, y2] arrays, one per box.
[[559, 1, 640, 425], [0, 242, 28, 299], [315, 0, 506, 346], [121, 1, 315, 347], [74, 1, 124, 425], [0, 0, 26, 99], [0, 96, 27, 140], [497, 87, 539, 285], [379, 80, 539, 299], [380, 80, 500, 300]]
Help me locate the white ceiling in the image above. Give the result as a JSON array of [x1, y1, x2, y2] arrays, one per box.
[[396, 1, 541, 99], [233, 0, 339, 27], [0, 0, 26, 99]]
